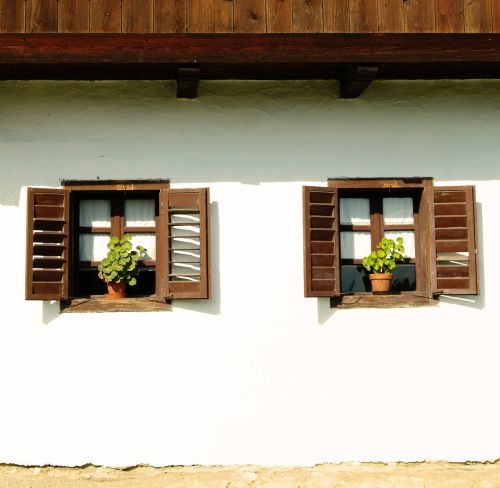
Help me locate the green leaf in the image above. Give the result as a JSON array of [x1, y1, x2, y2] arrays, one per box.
[[96, 234, 147, 287]]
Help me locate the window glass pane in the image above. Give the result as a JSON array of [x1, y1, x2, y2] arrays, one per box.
[[127, 269, 156, 296], [77, 269, 155, 296], [340, 198, 370, 225], [130, 234, 156, 260], [77, 270, 107, 296], [79, 200, 111, 227], [340, 264, 416, 293], [392, 264, 416, 291], [385, 231, 415, 258], [383, 197, 414, 225], [340, 231, 372, 259], [341, 265, 370, 293], [79, 234, 110, 261], [125, 199, 156, 227]]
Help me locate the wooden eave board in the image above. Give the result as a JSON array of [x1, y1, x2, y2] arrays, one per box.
[[1, 34, 500, 81], [1, 33, 500, 63]]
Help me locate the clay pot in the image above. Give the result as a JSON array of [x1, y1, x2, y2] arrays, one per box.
[[105, 281, 127, 299], [369, 273, 393, 293]]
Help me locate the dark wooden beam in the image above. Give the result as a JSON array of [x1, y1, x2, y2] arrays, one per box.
[[340, 65, 378, 98], [176, 66, 200, 98], [1, 34, 500, 94], [1, 61, 500, 82], [1, 34, 500, 65]]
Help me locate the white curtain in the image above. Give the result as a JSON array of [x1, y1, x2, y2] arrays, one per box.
[[340, 198, 370, 225], [79, 200, 111, 227], [79, 234, 109, 261], [385, 231, 415, 258], [383, 198, 414, 225], [340, 231, 371, 259], [125, 199, 156, 227], [130, 234, 156, 260]]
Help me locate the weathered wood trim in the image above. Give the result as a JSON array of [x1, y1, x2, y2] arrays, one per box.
[[60, 297, 173, 312], [62, 179, 170, 191], [331, 293, 439, 308], [1, 33, 500, 65]]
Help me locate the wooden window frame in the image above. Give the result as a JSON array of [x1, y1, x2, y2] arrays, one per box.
[[62, 180, 171, 312], [303, 177, 480, 307], [303, 178, 479, 307], [339, 189, 419, 267], [327, 177, 436, 307], [52, 180, 211, 311], [72, 191, 159, 298]]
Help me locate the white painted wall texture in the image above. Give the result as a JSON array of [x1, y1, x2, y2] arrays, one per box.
[[0, 80, 499, 466]]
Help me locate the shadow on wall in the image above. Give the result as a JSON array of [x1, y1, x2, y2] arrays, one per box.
[[43, 300, 60, 325], [1, 80, 500, 206], [317, 297, 337, 324]]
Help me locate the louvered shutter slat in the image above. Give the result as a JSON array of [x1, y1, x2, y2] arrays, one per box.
[[303, 186, 340, 297], [166, 188, 210, 299], [431, 186, 479, 296], [26, 188, 70, 300]]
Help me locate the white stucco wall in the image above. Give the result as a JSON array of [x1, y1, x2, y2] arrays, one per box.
[[0, 80, 499, 466]]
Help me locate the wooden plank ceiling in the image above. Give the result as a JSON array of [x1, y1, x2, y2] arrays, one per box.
[[1, 0, 500, 34]]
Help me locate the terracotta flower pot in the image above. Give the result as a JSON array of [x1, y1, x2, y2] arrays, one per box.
[[105, 281, 127, 299], [369, 273, 393, 293]]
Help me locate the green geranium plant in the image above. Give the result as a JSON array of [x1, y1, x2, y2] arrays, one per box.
[[98, 234, 147, 286], [362, 237, 406, 274]]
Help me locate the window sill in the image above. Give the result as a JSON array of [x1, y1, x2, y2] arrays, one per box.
[[330, 293, 438, 309], [60, 297, 172, 313]]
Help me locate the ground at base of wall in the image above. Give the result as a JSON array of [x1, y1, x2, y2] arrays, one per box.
[[1, 462, 499, 487]]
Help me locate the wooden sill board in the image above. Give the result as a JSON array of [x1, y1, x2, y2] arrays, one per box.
[[331, 294, 439, 308], [60, 297, 172, 313]]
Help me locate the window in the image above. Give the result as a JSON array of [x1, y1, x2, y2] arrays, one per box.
[[75, 193, 158, 297], [339, 191, 418, 293], [303, 178, 479, 307], [25, 180, 211, 310]]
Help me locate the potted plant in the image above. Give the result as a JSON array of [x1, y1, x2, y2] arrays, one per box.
[[97, 234, 147, 299], [362, 237, 405, 293]]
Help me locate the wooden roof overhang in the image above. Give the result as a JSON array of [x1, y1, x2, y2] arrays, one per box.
[[1, 33, 500, 98]]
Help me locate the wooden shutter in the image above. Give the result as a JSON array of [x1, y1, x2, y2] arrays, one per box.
[[430, 186, 479, 295], [303, 186, 340, 297], [26, 187, 70, 300], [164, 188, 210, 299]]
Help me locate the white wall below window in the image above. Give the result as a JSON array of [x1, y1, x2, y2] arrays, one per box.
[[0, 80, 499, 466]]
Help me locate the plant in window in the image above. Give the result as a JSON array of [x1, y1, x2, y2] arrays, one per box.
[[98, 234, 147, 299], [362, 237, 405, 293]]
